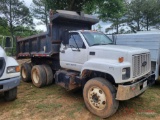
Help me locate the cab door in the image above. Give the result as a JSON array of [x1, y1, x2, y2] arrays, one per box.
[[60, 32, 88, 71]]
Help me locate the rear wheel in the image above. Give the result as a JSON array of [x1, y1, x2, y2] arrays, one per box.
[[83, 77, 119, 118], [4, 87, 17, 101], [31, 65, 46, 88], [42, 64, 54, 85], [21, 63, 32, 82]]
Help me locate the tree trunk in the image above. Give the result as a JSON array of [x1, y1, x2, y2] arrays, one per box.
[[69, 0, 75, 10], [116, 18, 119, 34], [9, 0, 14, 56], [137, 19, 140, 31], [147, 16, 149, 31], [44, 3, 48, 29]]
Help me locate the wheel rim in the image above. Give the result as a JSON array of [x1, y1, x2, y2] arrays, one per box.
[[88, 86, 107, 110], [22, 67, 26, 79], [32, 69, 39, 84]]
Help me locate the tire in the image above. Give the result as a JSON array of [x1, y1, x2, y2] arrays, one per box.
[[21, 63, 32, 82], [42, 64, 54, 85], [83, 77, 119, 118], [4, 87, 17, 101], [31, 65, 47, 88]]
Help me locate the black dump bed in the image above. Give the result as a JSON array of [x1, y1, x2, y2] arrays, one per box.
[[16, 10, 99, 59]]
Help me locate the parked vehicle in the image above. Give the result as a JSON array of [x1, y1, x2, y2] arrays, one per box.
[[0, 36, 20, 101], [16, 10, 154, 118], [115, 31, 159, 80]]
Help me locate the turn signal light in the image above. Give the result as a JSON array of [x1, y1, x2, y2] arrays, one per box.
[[119, 57, 124, 63], [16, 66, 20, 72]]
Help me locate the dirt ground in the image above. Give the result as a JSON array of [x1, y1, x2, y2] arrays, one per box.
[[1, 60, 160, 120], [1, 81, 160, 120]]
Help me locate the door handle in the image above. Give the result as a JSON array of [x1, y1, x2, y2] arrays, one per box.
[[60, 50, 65, 53]]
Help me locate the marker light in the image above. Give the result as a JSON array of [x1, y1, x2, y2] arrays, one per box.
[[119, 57, 124, 63]]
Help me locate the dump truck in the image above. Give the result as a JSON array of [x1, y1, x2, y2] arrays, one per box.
[[0, 36, 20, 101], [16, 10, 154, 118]]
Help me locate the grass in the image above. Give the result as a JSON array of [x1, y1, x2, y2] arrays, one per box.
[[0, 80, 160, 120]]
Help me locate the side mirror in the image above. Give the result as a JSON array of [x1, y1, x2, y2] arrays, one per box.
[[62, 31, 69, 45], [5, 37, 12, 48]]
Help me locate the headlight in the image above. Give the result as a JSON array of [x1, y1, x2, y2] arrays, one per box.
[[122, 67, 130, 80], [122, 69, 126, 75], [7, 66, 20, 73]]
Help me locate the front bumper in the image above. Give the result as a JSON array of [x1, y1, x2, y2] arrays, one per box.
[[116, 74, 155, 100], [0, 76, 20, 92]]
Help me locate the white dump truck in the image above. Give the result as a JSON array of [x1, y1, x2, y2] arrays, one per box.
[[16, 10, 154, 118], [0, 36, 20, 101]]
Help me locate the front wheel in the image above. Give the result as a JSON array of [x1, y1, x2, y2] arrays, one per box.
[[83, 77, 119, 118], [4, 87, 17, 101]]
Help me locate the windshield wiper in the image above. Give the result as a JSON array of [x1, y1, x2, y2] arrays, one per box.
[[91, 43, 101, 46], [91, 43, 113, 46], [107, 43, 114, 45]]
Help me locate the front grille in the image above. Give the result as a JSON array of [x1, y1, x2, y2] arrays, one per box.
[[0, 57, 6, 77], [132, 53, 150, 78]]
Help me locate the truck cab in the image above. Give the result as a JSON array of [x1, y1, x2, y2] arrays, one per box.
[[0, 37, 20, 101], [60, 30, 151, 84]]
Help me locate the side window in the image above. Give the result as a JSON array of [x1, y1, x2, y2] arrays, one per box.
[[69, 33, 85, 48]]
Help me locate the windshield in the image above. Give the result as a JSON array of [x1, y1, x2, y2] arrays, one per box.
[[81, 32, 113, 46]]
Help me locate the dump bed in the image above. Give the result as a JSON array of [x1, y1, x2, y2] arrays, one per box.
[[16, 10, 99, 59], [115, 32, 160, 80]]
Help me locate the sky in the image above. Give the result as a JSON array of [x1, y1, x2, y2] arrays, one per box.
[[22, 0, 110, 32]]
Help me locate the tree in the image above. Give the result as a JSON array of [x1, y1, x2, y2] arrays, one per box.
[[31, 0, 49, 28], [0, 0, 33, 39], [126, 0, 160, 31], [141, 0, 160, 31], [126, 0, 143, 31], [84, 0, 126, 34]]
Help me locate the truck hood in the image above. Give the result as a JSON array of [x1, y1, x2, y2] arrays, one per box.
[[0, 46, 6, 58], [88, 45, 149, 62], [89, 45, 149, 53]]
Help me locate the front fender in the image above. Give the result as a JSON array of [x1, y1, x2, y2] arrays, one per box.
[[0, 56, 20, 80], [81, 58, 131, 83]]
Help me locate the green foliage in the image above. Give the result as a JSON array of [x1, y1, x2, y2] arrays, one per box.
[[0, 26, 10, 36], [126, 0, 143, 31], [126, 0, 160, 31], [0, 0, 34, 37], [46, 0, 90, 11], [141, 0, 160, 31], [0, 17, 8, 28], [0, 0, 35, 55], [14, 26, 43, 37], [84, 0, 126, 34]]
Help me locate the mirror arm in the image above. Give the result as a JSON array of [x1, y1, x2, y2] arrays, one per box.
[[70, 45, 80, 51]]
